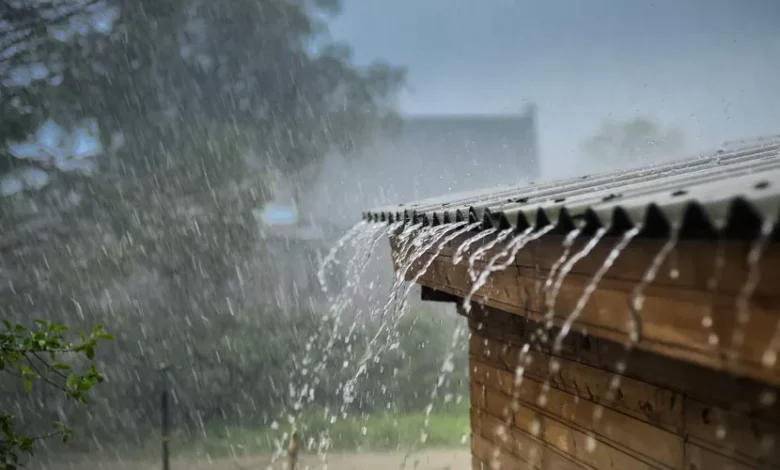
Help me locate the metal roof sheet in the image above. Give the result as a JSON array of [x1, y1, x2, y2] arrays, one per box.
[[362, 138, 780, 239]]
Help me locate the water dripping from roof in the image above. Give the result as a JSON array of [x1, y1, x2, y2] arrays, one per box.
[[542, 228, 606, 339], [317, 220, 368, 297], [540, 229, 582, 330], [702, 234, 727, 350], [628, 223, 681, 347], [406, 222, 478, 292], [552, 226, 640, 354], [587, 222, 683, 433], [462, 226, 547, 314], [466, 228, 515, 282], [453, 228, 497, 265], [341, 222, 466, 411]]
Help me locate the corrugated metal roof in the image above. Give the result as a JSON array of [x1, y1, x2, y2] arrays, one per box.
[[363, 138, 780, 238]]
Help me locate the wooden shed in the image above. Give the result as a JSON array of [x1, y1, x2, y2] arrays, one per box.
[[364, 141, 780, 470]]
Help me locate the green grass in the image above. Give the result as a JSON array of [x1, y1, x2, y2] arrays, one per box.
[[167, 404, 470, 459]]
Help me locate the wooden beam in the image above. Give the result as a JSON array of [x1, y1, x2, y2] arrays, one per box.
[[420, 286, 460, 304], [389, 230, 780, 387]]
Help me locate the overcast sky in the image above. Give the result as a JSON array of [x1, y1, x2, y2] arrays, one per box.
[[328, 0, 780, 174]]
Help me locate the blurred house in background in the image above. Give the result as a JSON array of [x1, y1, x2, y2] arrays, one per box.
[[249, 104, 542, 314], [303, 103, 541, 228]]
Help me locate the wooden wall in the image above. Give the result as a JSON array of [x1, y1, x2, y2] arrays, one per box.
[[400, 231, 780, 388], [467, 304, 780, 470]]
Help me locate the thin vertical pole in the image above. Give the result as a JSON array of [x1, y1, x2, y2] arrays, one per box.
[[288, 431, 299, 470], [160, 366, 170, 470]]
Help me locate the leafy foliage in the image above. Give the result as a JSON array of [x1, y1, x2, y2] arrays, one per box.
[[0, 320, 112, 468], [1, 0, 408, 463]]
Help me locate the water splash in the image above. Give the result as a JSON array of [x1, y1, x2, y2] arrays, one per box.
[[404, 321, 468, 463], [453, 228, 496, 265], [466, 227, 515, 281], [282, 221, 389, 466], [341, 222, 470, 410], [399, 223, 466, 296], [317, 220, 367, 297], [320, 223, 392, 354], [543, 228, 605, 333], [539, 229, 581, 316], [585, 222, 682, 435], [726, 219, 778, 367], [392, 222, 473, 318], [393, 222, 427, 269], [408, 222, 480, 291], [382, 223, 456, 321], [462, 225, 554, 313], [552, 226, 640, 354], [628, 224, 680, 347]]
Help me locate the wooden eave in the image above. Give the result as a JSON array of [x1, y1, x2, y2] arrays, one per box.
[[390, 229, 780, 387]]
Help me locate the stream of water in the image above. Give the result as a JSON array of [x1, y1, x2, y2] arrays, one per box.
[[302, 208, 778, 466]]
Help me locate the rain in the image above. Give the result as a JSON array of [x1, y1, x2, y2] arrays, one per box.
[[2, 1, 780, 470]]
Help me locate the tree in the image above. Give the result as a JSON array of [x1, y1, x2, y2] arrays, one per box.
[[1, 0, 407, 458], [1, 320, 111, 468], [582, 116, 685, 164]]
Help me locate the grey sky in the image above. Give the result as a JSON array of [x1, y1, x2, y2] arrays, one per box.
[[328, 0, 780, 175]]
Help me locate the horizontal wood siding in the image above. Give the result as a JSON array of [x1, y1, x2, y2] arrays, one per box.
[[393, 231, 780, 387], [468, 305, 780, 470]]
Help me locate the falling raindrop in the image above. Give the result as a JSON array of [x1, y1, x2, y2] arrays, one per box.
[[463, 225, 553, 313], [545, 227, 607, 335], [732, 220, 775, 364], [629, 223, 681, 347], [585, 434, 598, 453], [453, 228, 497, 265], [553, 226, 639, 353], [467, 227, 515, 281]]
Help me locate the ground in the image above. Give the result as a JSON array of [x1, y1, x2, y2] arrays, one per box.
[[41, 449, 470, 469]]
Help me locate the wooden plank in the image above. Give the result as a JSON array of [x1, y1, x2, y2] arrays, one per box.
[[684, 398, 780, 467], [480, 410, 546, 468], [495, 392, 661, 470], [472, 379, 487, 411], [542, 415, 659, 470], [475, 361, 683, 469], [597, 340, 780, 423], [418, 254, 780, 387], [472, 433, 524, 469], [543, 447, 592, 470], [429, 231, 780, 298], [432, 252, 778, 364], [685, 442, 763, 470], [470, 302, 780, 425], [473, 333, 685, 433], [471, 333, 507, 365], [472, 407, 483, 436], [476, 393, 591, 469]]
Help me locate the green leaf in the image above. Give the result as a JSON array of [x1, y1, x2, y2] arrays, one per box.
[[66, 373, 77, 389], [2, 319, 10, 330], [19, 365, 35, 378], [24, 379, 32, 393], [96, 333, 115, 341], [54, 363, 72, 370]]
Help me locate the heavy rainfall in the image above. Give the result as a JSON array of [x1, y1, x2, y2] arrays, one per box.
[[1, 1, 779, 470]]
